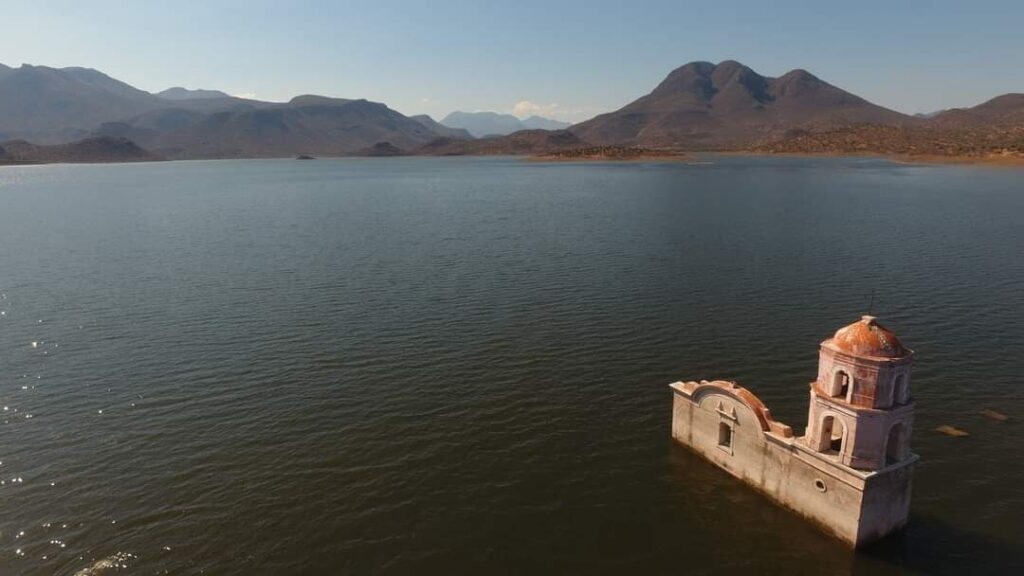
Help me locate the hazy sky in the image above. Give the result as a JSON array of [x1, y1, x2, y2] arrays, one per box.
[[2, 1, 1022, 121]]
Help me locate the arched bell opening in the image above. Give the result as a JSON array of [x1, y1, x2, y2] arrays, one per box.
[[816, 414, 846, 457], [830, 370, 851, 399]]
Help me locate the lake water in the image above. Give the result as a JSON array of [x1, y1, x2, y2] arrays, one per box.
[[0, 156, 1021, 575]]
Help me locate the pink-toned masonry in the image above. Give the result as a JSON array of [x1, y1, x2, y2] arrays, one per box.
[[670, 316, 916, 547]]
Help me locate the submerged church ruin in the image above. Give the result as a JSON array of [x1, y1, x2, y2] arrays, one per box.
[[669, 316, 916, 547]]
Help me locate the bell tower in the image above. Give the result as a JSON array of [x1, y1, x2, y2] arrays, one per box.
[[805, 316, 914, 470]]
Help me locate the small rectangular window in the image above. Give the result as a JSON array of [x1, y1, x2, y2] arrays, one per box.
[[718, 422, 733, 448]]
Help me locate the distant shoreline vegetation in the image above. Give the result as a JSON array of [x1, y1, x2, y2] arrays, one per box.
[[529, 146, 689, 162]]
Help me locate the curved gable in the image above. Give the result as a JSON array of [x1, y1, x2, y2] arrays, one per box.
[[674, 380, 794, 438]]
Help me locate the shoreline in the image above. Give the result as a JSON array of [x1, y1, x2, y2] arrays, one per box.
[[4, 150, 1024, 167], [526, 145, 690, 163], [526, 154, 691, 163], [0, 158, 165, 167], [717, 150, 1024, 167]]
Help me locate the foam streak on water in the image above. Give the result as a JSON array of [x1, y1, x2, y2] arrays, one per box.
[[0, 156, 1022, 575]]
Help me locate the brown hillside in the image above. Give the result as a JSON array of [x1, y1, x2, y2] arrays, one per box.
[[0, 136, 160, 164], [927, 93, 1024, 128], [753, 92, 1024, 160], [571, 60, 916, 149], [753, 124, 1024, 160]]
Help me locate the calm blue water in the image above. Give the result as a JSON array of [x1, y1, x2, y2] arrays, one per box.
[[0, 156, 1022, 575]]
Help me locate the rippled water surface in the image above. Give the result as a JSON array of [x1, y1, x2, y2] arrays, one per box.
[[0, 156, 1022, 575]]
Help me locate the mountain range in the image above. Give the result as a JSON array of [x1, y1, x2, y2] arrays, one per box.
[[0, 64, 277, 145], [95, 95, 466, 158], [0, 60, 1021, 162], [0, 64, 471, 158], [440, 111, 571, 137]]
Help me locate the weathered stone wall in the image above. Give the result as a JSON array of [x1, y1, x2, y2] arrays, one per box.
[[857, 463, 913, 543]]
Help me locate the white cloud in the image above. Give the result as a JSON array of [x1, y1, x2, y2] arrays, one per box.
[[512, 100, 561, 119], [232, 92, 258, 100]]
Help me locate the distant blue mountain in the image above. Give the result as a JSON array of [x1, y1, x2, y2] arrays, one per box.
[[441, 111, 569, 137], [157, 87, 232, 100]]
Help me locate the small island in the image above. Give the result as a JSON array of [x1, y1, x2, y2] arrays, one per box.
[[530, 146, 689, 162], [353, 141, 407, 157], [296, 154, 316, 160]]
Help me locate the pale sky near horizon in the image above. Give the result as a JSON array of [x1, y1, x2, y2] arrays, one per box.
[[2, 1, 1022, 122]]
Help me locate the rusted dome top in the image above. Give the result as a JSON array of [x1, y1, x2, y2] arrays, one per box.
[[828, 316, 908, 358]]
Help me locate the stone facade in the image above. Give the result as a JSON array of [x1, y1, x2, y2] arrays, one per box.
[[669, 316, 917, 547]]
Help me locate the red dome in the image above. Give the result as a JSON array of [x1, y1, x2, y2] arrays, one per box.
[[828, 316, 908, 358]]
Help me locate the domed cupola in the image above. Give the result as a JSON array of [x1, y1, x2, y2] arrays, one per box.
[[827, 316, 907, 359]]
